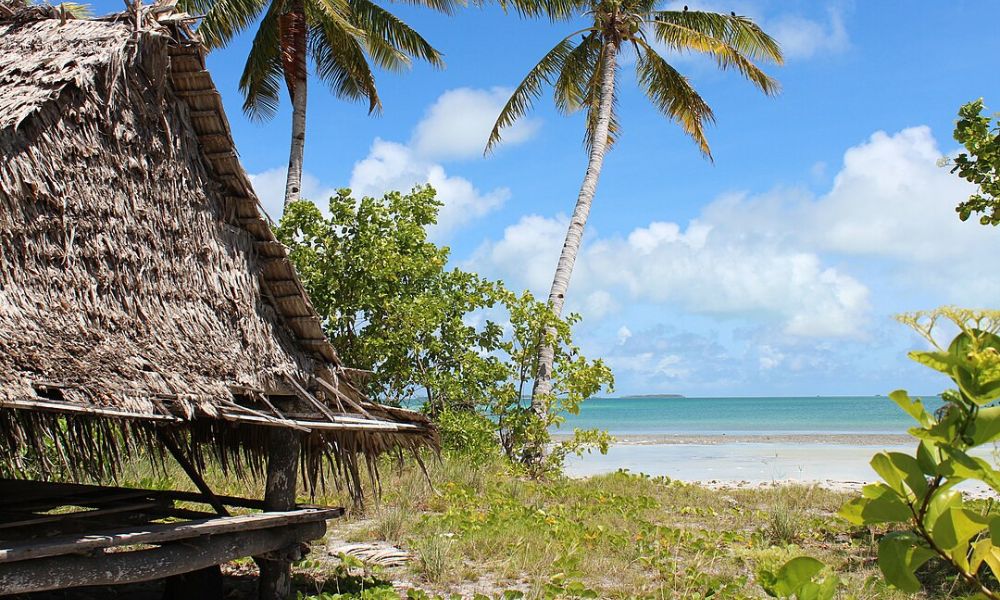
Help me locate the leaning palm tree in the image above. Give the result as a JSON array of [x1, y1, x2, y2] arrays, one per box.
[[182, 0, 451, 210], [486, 3, 783, 422]]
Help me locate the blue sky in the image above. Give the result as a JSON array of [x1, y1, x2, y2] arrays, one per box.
[[98, 0, 1000, 395]]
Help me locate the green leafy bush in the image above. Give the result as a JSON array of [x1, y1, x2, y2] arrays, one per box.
[[278, 187, 613, 469], [840, 308, 1000, 598], [436, 409, 500, 461], [951, 100, 1000, 225]]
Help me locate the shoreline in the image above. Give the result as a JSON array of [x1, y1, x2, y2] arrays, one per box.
[[551, 432, 914, 446]]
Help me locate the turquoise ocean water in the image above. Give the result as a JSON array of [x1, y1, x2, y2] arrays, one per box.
[[558, 395, 944, 437]]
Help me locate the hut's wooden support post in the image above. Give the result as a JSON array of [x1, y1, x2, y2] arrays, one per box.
[[256, 427, 301, 600], [156, 429, 230, 517]]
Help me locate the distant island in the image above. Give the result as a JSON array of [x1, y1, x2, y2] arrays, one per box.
[[625, 394, 685, 398]]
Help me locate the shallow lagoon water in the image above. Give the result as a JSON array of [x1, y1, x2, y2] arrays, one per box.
[[559, 395, 947, 483]]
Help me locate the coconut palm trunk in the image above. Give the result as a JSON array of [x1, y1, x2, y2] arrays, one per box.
[[280, 0, 308, 209], [530, 40, 618, 417]]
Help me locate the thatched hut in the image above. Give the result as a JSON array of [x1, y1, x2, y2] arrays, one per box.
[[0, 2, 436, 597]]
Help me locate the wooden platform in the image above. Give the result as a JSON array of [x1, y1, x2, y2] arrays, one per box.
[[0, 479, 343, 596]]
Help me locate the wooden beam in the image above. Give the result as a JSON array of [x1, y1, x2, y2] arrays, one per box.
[[217, 397, 310, 432], [0, 480, 266, 513], [0, 508, 341, 564], [156, 430, 229, 517], [0, 397, 181, 422], [313, 377, 373, 419], [0, 521, 326, 594], [0, 502, 163, 531]]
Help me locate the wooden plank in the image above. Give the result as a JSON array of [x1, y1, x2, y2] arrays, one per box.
[[0, 502, 163, 531], [218, 398, 311, 432], [0, 508, 341, 564], [313, 377, 373, 419], [0, 397, 181, 422], [0, 480, 265, 512], [0, 521, 327, 594], [0, 488, 155, 514]]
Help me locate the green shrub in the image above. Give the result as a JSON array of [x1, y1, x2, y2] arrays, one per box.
[[437, 410, 499, 461], [841, 308, 1000, 598]]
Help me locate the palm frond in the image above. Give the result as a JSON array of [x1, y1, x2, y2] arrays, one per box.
[[237, 0, 284, 121], [649, 12, 779, 95], [634, 37, 714, 159], [305, 10, 381, 113], [390, 0, 462, 17], [349, 0, 444, 72], [652, 10, 783, 64], [308, 0, 362, 40], [486, 30, 590, 153], [553, 31, 599, 115], [492, 0, 583, 21], [582, 41, 619, 151], [182, 0, 272, 49]]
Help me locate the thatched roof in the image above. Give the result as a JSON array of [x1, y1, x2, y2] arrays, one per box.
[[0, 2, 436, 492]]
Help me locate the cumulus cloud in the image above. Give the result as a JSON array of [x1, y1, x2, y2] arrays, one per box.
[[767, 8, 848, 59], [249, 86, 525, 233], [600, 326, 732, 393], [410, 87, 541, 160], [469, 125, 996, 339], [349, 139, 509, 237], [470, 213, 870, 337], [703, 126, 1000, 302]]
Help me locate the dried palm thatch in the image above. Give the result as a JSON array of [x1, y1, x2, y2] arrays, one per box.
[[0, 2, 437, 498]]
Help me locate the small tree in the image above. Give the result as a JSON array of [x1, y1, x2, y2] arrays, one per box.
[[490, 290, 613, 474], [951, 99, 1000, 225], [277, 187, 613, 471], [277, 187, 507, 411]]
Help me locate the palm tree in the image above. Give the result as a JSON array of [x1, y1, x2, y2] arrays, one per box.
[[183, 0, 452, 210], [486, 3, 783, 421]]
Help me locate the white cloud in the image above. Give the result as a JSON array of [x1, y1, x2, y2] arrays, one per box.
[[471, 124, 1000, 341], [470, 213, 870, 338], [349, 139, 509, 237], [703, 126, 1000, 302], [616, 325, 633, 345], [767, 8, 848, 60], [410, 87, 541, 160], [248, 167, 338, 221], [249, 85, 523, 233]]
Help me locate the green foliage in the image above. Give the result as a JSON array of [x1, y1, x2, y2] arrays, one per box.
[[487, 289, 614, 475], [295, 552, 395, 598], [951, 99, 1000, 225], [758, 556, 839, 600], [839, 307, 1000, 598], [277, 187, 507, 410], [436, 409, 500, 461], [278, 187, 613, 467]]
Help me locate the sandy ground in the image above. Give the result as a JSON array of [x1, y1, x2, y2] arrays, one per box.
[[554, 433, 998, 499]]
